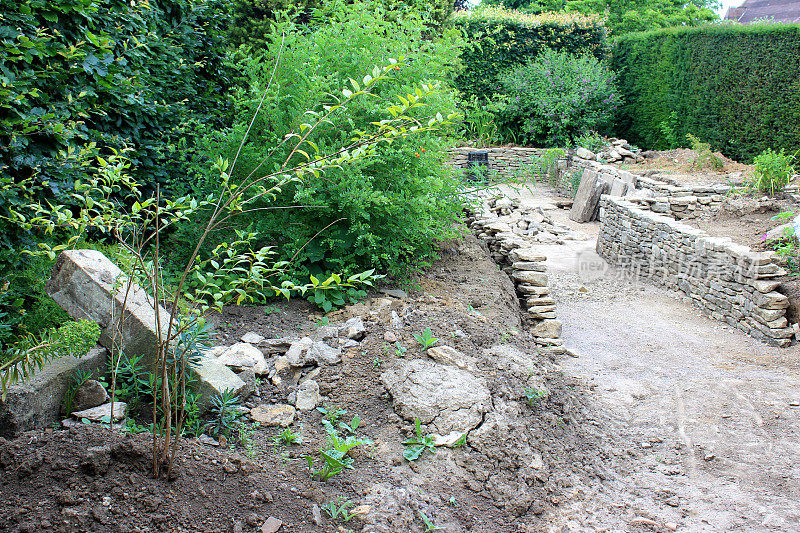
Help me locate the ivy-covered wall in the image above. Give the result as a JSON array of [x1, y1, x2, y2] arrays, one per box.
[[612, 24, 800, 162], [451, 7, 609, 101]]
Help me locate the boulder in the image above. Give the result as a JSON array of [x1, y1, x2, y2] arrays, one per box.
[[575, 147, 595, 160], [569, 169, 610, 222], [0, 345, 108, 437], [46, 250, 245, 413], [380, 359, 491, 434], [71, 379, 109, 412], [217, 343, 268, 375]]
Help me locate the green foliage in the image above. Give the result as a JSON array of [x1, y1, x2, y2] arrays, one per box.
[[306, 270, 382, 312], [766, 211, 798, 273], [612, 24, 800, 162], [203, 390, 243, 439], [496, 48, 622, 147], [686, 134, 723, 171], [533, 148, 566, 187], [306, 418, 373, 481], [573, 131, 605, 152], [402, 418, 436, 461], [0, 0, 236, 268], [750, 148, 797, 195], [658, 111, 681, 149], [322, 496, 356, 522], [452, 7, 610, 102], [480, 0, 719, 35], [413, 328, 438, 351], [460, 96, 501, 147], [272, 426, 303, 445], [317, 402, 348, 424], [176, 2, 467, 282], [523, 386, 549, 407], [419, 510, 443, 531], [1, 319, 100, 400]]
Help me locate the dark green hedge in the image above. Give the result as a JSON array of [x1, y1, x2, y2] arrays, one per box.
[[451, 7, 610, 101], [0, 0, 235, 261], [612, 23, 800, 162]]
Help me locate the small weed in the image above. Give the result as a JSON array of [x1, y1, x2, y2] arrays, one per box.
[[264, 305, 281, 315], [687, 133, 723, 171], [322, 496, 355, 522], [373, 357, 382, 369], [306, 419, 372, 481], [317, 402, 347, 424], [419, 510, 442, 532], [403, 419, 436, 461], [452, 433, 467, 447], [271, 426, 303, 446], [339, 415, 361, 435], [413, 328, 438, 351], [203, 389, 243, 439], [235, 421, 260, 458], [524, 387, 549, 407], [448, 496, 456, 505], [314, 316, 330, 327], [394, 342, 407, 358]]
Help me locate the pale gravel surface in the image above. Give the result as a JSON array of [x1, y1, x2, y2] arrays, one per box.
[[503, 183, 800, 532]]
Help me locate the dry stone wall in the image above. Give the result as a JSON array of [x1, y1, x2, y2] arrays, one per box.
[[465, 195, 588, 355], [597, 197, 793, 347], [447, 147, 546, 179]]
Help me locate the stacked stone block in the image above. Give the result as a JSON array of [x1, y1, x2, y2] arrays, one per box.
[[447, 147, 546, 180], [597, 197, 793, 347], [466, 197, 566, 354]]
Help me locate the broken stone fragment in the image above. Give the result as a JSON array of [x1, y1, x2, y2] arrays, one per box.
[[240, 332, 265, 345], [531, 319, 562, 339], [380, 359, 490, 434], [70, 379, 109, 413], [295, 379, 321, 411], [513, 271, 548, 286], [426, 346, 472, 370], [72, 401, 127, 422], [250, 404, 296, 427], [217, 343, 268, 375], [339, 316, 366, 340]]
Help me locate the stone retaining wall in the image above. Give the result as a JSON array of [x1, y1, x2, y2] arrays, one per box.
[[447, 147, 546, 179], [465, 197, 570, 355], [597, 197, 793, 347]]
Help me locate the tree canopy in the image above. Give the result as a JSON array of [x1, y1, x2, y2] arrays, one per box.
[[480, 0, 721, 34]]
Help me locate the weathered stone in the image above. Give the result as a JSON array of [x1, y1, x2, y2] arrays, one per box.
[[753, 279, 781, 293], [250, 404, 296, 427], [432, 431, 466, 447], [754, 291, 789, 310], [217, 343, 268, 375], [270, 356, 297, 388], [511, 261, 546, 272], [72, 401, 127, 422], [0, 345, 108, 437], [71, 379, 109, 412], [285, 337, 314, 366], [575, 146, 595, 160], [380, 359, 491, 434], [46, 250, 245, 412], [295, 379, 321, 411], [512, 271, 548, 286], [531, 320, 562, 339], [570, 170, 610, 222], [510, 248, 546, 263], [610, 177, 627, 197], [261, 517, 283, 533], [427, 346, 471, 369], [308, 342, 342, 365], [517, 285, 550, 296], [240, 332, 265, 345], [339, 316, 366, 340], [311, 326, 339, 343]]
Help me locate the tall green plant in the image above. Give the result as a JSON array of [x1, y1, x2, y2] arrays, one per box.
[[5, 58, 452, 477]]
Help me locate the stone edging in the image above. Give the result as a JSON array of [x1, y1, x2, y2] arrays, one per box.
[[597, 196, 793, 347]]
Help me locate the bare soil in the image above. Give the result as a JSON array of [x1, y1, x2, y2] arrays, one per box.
[[0, 234, 623, 533], [629, 148, 752, 184]]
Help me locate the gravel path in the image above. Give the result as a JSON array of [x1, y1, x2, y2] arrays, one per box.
[[505, 184, 800, 532]]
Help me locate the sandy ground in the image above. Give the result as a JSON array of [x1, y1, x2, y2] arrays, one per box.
[[503, 183, 800, 532]]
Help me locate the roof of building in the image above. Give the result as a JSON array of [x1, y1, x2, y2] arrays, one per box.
[[724, 0, 800, 23]]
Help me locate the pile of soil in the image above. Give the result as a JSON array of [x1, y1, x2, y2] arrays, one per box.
[[632, 148, 751, 181], [0, 234, 618, 533]]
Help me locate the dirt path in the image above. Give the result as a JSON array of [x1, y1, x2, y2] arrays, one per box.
[[504, 184, 800, 532]]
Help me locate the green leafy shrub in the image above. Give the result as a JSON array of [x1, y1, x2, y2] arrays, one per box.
[[452, 7, 609, 102], [175, 2, 467, 281], [573, 131, 606, 153], [750, 148, 797, 195], [686, 134, 724, 171], [496, 48, 622, 147], [613, 24, 800, 162]]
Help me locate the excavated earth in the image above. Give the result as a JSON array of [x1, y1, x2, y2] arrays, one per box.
[[2, 181, 800, 533]]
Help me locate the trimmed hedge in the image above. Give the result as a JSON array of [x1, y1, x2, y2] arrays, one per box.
[[451, 7, 610, 101], [612, 23, 800, 162]]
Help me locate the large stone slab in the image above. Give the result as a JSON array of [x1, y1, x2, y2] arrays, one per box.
[[0, 345, 108, 437], [569, 169, 610, 222], [380, 359, 491, 434], [46, 250, 245, 412]]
